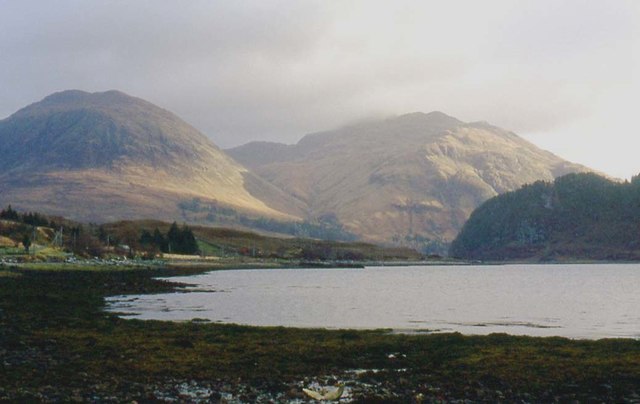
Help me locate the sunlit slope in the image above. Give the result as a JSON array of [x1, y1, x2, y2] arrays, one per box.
[[0, 90, 301, 222], [228, 112, 592, 243]]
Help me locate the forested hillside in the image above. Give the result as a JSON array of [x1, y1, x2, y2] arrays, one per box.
[[450, 173, 640, 261]]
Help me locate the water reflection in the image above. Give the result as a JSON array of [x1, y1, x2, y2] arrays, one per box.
[[106, 264, 640, 339]]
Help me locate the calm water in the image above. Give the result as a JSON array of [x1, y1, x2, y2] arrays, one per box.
[[106, 264, 640, 339]]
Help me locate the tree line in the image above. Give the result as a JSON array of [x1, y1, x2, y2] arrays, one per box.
[[139, 222, 199, 255], [1, 205, 199, 257], [0, 205, 51, 227]]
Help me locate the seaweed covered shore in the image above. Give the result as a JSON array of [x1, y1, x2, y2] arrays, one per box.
[[1, 265, 640, 402]]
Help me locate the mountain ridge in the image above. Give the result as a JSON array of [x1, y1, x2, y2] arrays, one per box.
[[0, 91, 595, 248], [228, 112, 592, 248], [0, 90, 303, 223]]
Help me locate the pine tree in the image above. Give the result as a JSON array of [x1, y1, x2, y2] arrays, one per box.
[[166, 222, 180, 253], [153, 228, 167, 252], [139, 229, 153, 246], [180, 225, 199, 254], [0, 205, 19, 221]]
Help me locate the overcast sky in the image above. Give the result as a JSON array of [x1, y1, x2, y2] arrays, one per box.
[[1, 1, 638, 178]]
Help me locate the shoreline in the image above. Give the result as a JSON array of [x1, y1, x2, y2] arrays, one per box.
[[102, 262, 640, 342], [2, 264, 640, 402], [6, 254, 640, 272]]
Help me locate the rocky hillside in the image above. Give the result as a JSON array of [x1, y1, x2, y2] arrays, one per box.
[[450, 173, 640, 261], [228, 112, 591, 248], [0, 90, 302, 223]]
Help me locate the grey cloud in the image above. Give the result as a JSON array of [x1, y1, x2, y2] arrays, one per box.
[[0, 0, 638, 178]]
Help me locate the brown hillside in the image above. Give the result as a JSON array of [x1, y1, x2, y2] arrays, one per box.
[[0, 90, 303, 223], [228, 112, 592, 244]]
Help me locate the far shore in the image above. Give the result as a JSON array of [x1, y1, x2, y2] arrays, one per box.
[[5, 254, 640, 274]]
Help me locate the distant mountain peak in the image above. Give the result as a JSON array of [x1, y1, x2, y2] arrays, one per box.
[[17, 89, 156, 121], [0, 90, 302, 223], [398, 111, 456, 120], [40, 89, 133, 104], [41, 89, 90, 101], [393, 111, 462, 125], [229, 112, 592, 246], [2, 89, 212, 171]]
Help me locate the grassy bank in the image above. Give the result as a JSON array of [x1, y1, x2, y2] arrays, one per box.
[[1, 265, 639, 402]]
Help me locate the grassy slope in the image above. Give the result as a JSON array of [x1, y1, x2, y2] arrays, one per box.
[[103, 219, 422, 261], [1, 213, 422, 264], [1, 266, 639, 402]]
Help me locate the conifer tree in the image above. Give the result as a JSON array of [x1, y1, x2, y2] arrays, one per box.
[[139, 229, 153, 246], [153, 228, 167, 252], [166, 222, 180, 253], [0, 205, 19, 221], [180, 225, 199, 254]]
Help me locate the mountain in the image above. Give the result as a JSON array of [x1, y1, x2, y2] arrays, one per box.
[[450, 173, 640, 261], [0, 90, 302, 223], [228, 112, 592, 249]]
